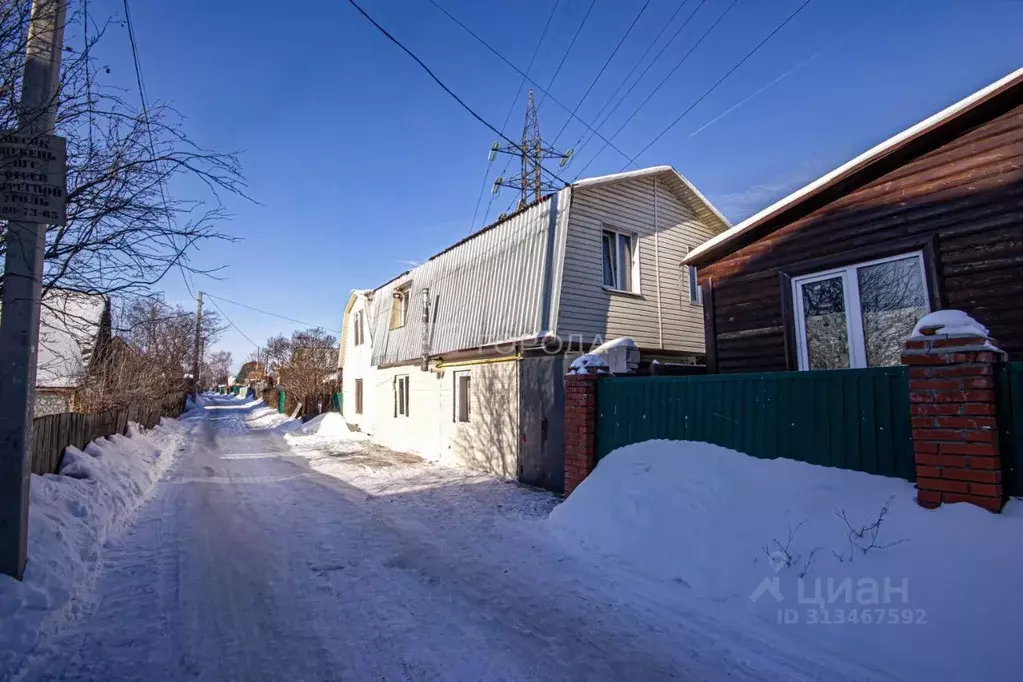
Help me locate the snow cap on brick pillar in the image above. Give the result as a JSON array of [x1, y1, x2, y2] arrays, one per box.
[[563, 354, 608, 495], [901, 310, 1005, 513]]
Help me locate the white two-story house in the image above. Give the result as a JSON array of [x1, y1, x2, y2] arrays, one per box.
[[338, 165, 729, 491]]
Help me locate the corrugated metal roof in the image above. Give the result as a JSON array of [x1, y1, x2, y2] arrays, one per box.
[[370, 187, 571, 366]]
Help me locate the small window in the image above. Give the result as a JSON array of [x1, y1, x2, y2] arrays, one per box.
[[354, 378, 363, 414], [353, 311, 364, 346], [792, 252, 930, 370], [453, 371, 471, 423], [602, 228, 636, 292], [394, 375, 410, 417], [389, 286, 410, 330], [688, 266, 702, 304]]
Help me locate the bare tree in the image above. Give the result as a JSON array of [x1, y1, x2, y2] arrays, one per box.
[[77, 295, 226, 410], [264, 327, 338, 400], [204, 349, 232, 386], [0, 1, 247, 298]]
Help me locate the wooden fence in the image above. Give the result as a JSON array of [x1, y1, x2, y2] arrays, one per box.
[[595, 367, 916, 481], [260, 387, 341, 418], [31, 393, 188, 475]]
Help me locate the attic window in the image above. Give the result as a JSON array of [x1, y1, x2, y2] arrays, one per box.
[[389, 285, 410, 330], [353, 310, 364, 345]]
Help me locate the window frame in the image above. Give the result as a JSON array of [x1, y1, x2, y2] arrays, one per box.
[[394, 374, 410, 417], [687, 265, 702, 305], [389, 285, 411, 331], [354, 378, 363, 414], [353, 310, 364, 346], [453, 370, 471, 423], [601, 226, 639, 294], [791, 250, 930, 371]]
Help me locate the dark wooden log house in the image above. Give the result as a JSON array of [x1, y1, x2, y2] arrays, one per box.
[[684, 66, 1023, 373]]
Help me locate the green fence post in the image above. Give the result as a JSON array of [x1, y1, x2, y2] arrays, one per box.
[[278, 390, 285, 413]]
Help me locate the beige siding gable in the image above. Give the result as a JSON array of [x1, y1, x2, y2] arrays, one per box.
[[556, 173, 723, 353]]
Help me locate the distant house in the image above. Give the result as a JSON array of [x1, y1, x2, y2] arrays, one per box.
[[33, 288, 112, 415], [684, 66, 1023, 373], [339, 165, 729, 491]]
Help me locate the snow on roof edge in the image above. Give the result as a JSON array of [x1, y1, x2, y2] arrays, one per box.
[[683, 65, 1023, 266]]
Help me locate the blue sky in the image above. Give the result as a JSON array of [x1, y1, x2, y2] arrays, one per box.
[[87, 0, 1022, 370]]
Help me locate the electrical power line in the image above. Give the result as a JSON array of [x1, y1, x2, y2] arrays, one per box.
[[567, 0, 703, 159], [468, 0, 560, 230], [122, 0, 197, 299], [346, 0, 570, 189], [572, 0, 740, 180], [204, 293, 341, 333], [425, 0, 639, 165], [548, 0, 652, 148], [623, 0, 817, 169], [482, 0, 596, 221], [535, 0, 597, 111], [205, 296, 261, 350]]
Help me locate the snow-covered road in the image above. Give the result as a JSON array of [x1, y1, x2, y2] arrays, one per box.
[[18, 397, 877, 681]]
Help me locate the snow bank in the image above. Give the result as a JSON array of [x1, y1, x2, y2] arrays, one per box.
[[549, 440, 1023, 681], [292, 412, 364, 439], [0, 418, 186, 676], [911, 309, 989, 338], [244, 404, 301, 432], [568, 353, 608, 375]]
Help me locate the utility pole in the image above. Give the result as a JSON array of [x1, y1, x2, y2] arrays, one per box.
[[491, 89, 572, 210], [0, 0, 68, 580], [192, 291, 203, 395]]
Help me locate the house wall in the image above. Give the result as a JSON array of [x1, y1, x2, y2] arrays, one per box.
[[701, 99, 1023, 372], [557, 175, 719, 354], [341, 296, 375, 431], [370, 359, 521, 479]]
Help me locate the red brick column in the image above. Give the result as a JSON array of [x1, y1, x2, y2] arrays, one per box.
[[902, 324, 1005, 512], [564, 373, 599, 495]]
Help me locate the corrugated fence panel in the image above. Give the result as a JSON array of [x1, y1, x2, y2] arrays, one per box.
[[596, 367, 916, 481], [995, 362, 1023, 497]]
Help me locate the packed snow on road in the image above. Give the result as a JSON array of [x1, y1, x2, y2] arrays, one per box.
[[4, 395, 1017, 681]]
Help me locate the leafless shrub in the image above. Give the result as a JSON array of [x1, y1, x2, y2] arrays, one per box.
[[832, 496, 909, 563], [762, 519, 820, 577]]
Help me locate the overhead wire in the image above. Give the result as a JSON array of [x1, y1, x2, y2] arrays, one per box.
[[567, 0, 703, 159], [121, 0, 197, 299], [346, 0, 569, 189], [203, 293, 341, 333], [205, 296, 261, 350], [622, 0, 817, 169], [548, 0, 652, 148], [468, 0, 560, 230], [424, 0, 639, 171], [572, 0, 740, 180]]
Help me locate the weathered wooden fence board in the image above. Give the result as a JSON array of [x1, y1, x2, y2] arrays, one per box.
[[595, 367, 916, 481], [29, 393, 188, 475]]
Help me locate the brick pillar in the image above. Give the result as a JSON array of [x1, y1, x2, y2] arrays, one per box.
[[902, 320, 1005, 513], [564, 373, 599, 495]]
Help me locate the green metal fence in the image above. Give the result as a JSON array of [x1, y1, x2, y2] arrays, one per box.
[[595, 367, 916, 481], [995, 362, 1023, 497]]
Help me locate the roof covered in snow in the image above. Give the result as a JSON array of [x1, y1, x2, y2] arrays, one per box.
[[33, 289, 110, 389], [684, 65, 1023, 267]]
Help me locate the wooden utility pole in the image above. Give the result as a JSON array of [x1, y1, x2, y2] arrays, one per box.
[[0, 0, 68, 580], [192, 291, 203, 394]]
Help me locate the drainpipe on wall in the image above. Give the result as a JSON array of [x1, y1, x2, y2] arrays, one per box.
[[420, 287, 431, 372], [654, 177, 664, 349]]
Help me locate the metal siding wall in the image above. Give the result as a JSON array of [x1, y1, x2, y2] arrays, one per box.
[[369, 188, 571, 366], [595, 367, 915, 480], [558, 174, 719, 352]]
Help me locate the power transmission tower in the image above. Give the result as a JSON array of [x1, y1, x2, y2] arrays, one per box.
[[490, 89, 572, 210]]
